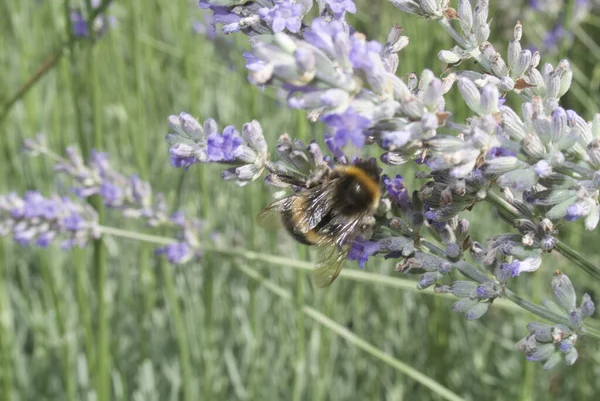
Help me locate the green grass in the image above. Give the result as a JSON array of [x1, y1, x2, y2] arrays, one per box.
[[1, 1, 600, 400]]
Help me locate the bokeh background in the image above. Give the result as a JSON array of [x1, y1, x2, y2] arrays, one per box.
[[2, 1, 600, 400]]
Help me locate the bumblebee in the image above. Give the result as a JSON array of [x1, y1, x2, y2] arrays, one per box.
[[258, 158, 381, 287]]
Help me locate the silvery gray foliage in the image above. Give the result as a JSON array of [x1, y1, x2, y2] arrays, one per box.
[[163, 0, 600, 368]]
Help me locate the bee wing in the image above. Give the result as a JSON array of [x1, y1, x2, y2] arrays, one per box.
[[256, 197, 289, 229], [313, 243, 348, 288], [295, 182, 338, 233], [312, 214, 368, 288]]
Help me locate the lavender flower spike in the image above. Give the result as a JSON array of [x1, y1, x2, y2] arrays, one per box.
[[167, 114, 269, 186], [0, 191, 98, 249]]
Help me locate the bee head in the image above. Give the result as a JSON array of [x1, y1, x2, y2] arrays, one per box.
[[353, 158, 381, 184]]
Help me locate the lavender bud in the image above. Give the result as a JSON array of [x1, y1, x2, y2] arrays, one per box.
[[552, 271, 576, 312], [586, 138, 600, 168], [546, 75, 561, 100], [439, 261, 453, 274], [480, 84, 499, 114], [512, 50, 532, 78], [465, 302, 490, 320], [542, 353, 562, 371], [526, 343, 555, 362], [232, 145, 259, 163], [452, 297, 479, 313], [528, 69, 545, 96], [444, 243, 460, 261], [580, 293, 595, 317], [522, 132, 546, 159], [450, 280, 478, 298], [540, 236, 557, 251], [499, 76, 515, 92], [475, 21, 490, 44], [516, 334, 536, 353], [484, 156, 522, 174], [417, 272, 442, 289], [585, 205, 600, 231], [457, 0, 473, 32], [475, 282, 498, 299], [438, 50, 461, 64], [242, 120, 267, 157], [527, 322, 553, 343], [423, 78, 443, 109], [457, 77, 481, 114], [565, 347, 578, 365], [501, 106, 527, 141], [557, 60, 573, 98], [568, 310, 583, 329], [559, 337, 576, 353]]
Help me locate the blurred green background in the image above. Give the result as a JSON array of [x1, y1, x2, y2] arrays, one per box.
[[2, 0, 600, 400]]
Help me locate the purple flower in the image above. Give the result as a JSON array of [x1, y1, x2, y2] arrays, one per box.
[[36, 231, 56, 248], [258, 0, 303, 33], [207, 126, 243, 162], [1, 192, 98, 249], [322, 0, 357, 19], [565, 200, 592, 221], [100, 182, 123, 206], [158, 242, 193, 264], [383, 174, 411, 208], [508, 257, 542, 277], [169, 146, 201, 170], [348, 239, 381, 269], [304, 18, 346, 57], [321, 108, 371, 148], [324, 134, 347, 161], [71, 10, 89, 37], [349, 34, 383, 74]]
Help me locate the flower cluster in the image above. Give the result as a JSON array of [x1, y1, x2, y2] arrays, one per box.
[[0, 191, 99, 249], [167, 112, 268, 186], [516, 271, 595, 370], [163, 0, 600, 369], [20, 137, 208, 264]]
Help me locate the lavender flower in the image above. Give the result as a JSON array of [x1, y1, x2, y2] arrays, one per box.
[[207, 126, 243, 162], [258, 0, 303, 33], [167, 113, 268, 186], [321, 108, 371, 148], [321, 0, 357, 20], [0, 192, 98, 249], [152, 0, 600, 371], [348, 239, 381, 268], [516, 272, 595, 369]]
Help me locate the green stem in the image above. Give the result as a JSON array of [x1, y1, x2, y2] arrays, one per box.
[[40, 256, 76, 401], [74, 250, 96, 378], [554, 241, 600, 281], [94, 226, 520, 312], [486, 190, 600, 280], [160, 259, 193, 401], [234, 264, 466, 401], [95, 225, 600, 339], [0, 242, 13, 401], [84, 4, 110, 399]]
